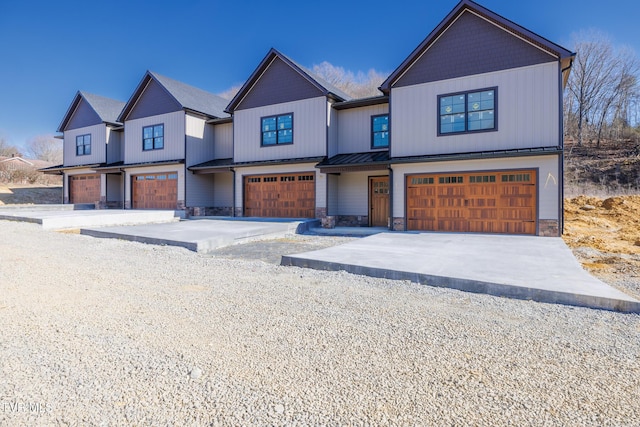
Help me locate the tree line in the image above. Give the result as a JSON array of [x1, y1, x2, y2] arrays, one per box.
[[564, 30, 639, 148]]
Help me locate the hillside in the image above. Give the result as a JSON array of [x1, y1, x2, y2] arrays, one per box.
[[564, 138, 640, 196]]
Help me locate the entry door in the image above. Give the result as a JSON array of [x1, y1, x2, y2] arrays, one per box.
[[370, 176, 389, 227]]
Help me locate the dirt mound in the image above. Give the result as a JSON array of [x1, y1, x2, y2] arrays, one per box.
[[563, 195, 640, 298]]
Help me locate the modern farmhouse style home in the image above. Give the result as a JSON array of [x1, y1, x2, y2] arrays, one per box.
[[43, 0, 574, 236]]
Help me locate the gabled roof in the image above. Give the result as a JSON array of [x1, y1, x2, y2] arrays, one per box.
[[118, 71, 230, 122], [57, 91, 125, 132], [226, 48, 352, 113], [380, 0, 575, 93]]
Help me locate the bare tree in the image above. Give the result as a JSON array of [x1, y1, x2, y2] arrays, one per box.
[[311, 61, 386, 98], [0, 136, 21, 157], [26, 135, 63, 163], [565, 30, 640, 147], [217, 84, 242, 101]]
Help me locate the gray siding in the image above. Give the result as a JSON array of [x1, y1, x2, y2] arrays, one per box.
[[336, 104, 389, 155], [213, 172, 233, 207], [127, 79, 182, 120], [235, 57, 324, 110], [391, 62, 559, 158], [233, 97, 327, 163], [395, 11, 556, 88], [66, 98, 102, 130], [328, 103, 339, 158], [333, 171, 373, 216], [327, 173, 339, 215], [63, 124, 106, 167], [106, 128, 123, 164], [214, 122, 233, 159], [106, 174, 123, 202], [185, 114, 214, 167], [123, 111, 185, 164], [186, 172, 214, 207]]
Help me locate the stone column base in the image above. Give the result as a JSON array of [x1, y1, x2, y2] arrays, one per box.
[[539, 220, 560, 237], [392, 217, 405, 231], [234, 207, 243, 217], [315, 207, 327, 219], [321, 216, 336, 228]]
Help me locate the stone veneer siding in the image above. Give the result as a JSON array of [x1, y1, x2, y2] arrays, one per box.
[[392, 217, 405, 231], [538, 219, 560, 237], [187, 207, 233, 217], [336, 215, 369, 227]]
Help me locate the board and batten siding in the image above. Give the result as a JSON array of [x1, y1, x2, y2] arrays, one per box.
[[334, 171, 385, 216], [63, 124, 106, 167], [213, 172, 233, 207], [124, 111, 185, 164], [66, 98, 102, 130], [391, 62, 560, 158], [106, 128, 123, 164], [185, 114, 214, 167], [213, 122, 233, 159], [185, 173, 214, 207], [233, 163, 326, 212], [106, 174, 123, 202], [391, 154, 560, 220], [233, 97, 327, 163], [327, 103, 339, 158], [336, 104, 389, 155]]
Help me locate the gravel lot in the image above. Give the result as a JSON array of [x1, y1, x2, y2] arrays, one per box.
[[1, 220, 639, 426]]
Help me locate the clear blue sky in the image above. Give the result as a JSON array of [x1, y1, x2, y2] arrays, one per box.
[[1, 0, 638, 152]]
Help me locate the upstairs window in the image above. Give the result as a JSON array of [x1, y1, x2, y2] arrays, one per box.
[[261, 113, 293, 146], [439, 88, 496, 135], [371, 114, 389, 148], [143, 124, 164, 150], [76, 134, 91, 156]]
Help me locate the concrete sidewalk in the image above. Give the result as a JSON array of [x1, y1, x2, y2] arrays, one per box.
[[81, 218, 318, 253], [282, 232, 640, 313], [0, 207, 181, 230]]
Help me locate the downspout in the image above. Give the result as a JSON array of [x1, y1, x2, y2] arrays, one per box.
[[121, 168, 125, 210], [559, 59, 573, 235], [231, 168, 236, 217], [62, 171, 66, 204], [184, 115, 188, 214], [388, 165, 393, 231]]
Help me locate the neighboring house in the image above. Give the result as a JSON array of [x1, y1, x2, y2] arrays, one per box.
[[378, 0, 574, 236], [43, 0, 573, 237], [189, 48, 352, 219], [41, 91, 125, 205]]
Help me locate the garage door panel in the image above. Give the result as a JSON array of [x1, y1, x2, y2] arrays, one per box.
[[244, 173, 315, 218], [132, 173, 177, 209], [69, 174, 100, 204], [407, 170, 537, 235]]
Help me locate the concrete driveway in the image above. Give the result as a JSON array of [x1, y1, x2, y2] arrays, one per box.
[[282, 232, 640, 313], [81, 218, 318, 253]]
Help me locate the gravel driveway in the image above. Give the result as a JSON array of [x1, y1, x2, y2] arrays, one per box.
[[1, 220, 639, 426]]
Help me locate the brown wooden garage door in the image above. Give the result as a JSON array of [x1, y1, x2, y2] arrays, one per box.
[[69, 174, 100, 204], [244, 172, 315, 218], [132, 173, 178, 209], [406, 170, 537, 235]]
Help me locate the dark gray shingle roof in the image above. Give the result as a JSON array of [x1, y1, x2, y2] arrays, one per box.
[[149, 71, 230, 118], [80, 92, 125, 124]]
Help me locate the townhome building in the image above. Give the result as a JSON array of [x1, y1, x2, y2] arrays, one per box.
[[43, 91, 125, 206], [379, 0, 574, 236], [44, 0, 573, 237]]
